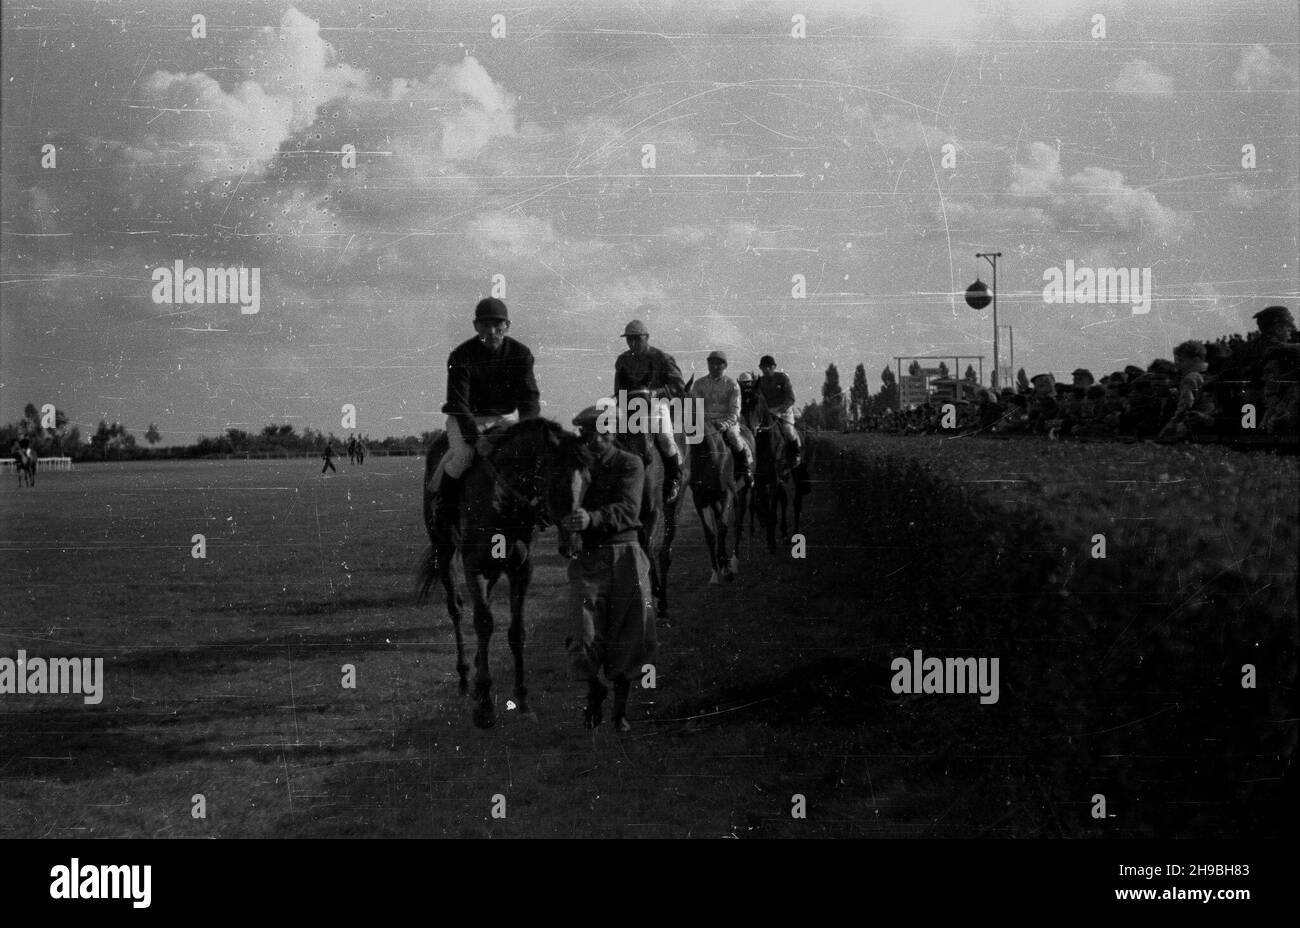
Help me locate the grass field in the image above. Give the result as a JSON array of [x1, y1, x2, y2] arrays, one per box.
[[1, 443, 1293, 837]]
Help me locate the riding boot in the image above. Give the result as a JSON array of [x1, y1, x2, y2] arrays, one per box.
[[662, 452, 682, 504]]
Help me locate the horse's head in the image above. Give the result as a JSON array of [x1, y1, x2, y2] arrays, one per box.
[[492, 418, 592, 558]]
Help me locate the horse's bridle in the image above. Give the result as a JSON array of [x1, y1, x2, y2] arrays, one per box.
[[476, 447, 553, 527]]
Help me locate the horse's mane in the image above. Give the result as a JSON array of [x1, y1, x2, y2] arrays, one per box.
[[496, 417, 592, 470]]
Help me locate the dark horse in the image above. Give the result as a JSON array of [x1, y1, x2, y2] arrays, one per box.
[[750, 406, 811, 553], [748, 410, 806, 548], [417, 418, 592, 728], [611, 389, 692, 622], [688, 424, 754, 585]]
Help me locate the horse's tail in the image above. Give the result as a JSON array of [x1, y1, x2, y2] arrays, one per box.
[[415, 544, 439, 605]]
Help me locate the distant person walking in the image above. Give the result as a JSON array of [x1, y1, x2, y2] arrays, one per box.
[[321, 442, 337, 475]]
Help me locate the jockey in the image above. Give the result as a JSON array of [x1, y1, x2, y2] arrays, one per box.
[[614, 317, 685, 503], [436, 297, 541, 533], [756, 354, 802, 468], [689, 350, 754, 486], [737, 371, 762, 429]]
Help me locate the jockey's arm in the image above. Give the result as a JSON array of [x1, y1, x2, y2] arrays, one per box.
[[657, 354, 686, 399], [517, 351, 541, 419], [775, 374, 796, 413], [444, 356, 481, 440]]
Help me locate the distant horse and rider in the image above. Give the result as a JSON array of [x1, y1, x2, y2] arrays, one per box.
[[12, 438, 38, 488], [687, 351, 755, 584], [741, 356, 811, 553]]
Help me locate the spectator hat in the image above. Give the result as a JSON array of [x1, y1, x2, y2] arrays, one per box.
[[1254, 305, 1294, 328], [474, 297, 509, 322], [759, 355, 777, 368], [737, 371, 754, 383], [622, 320, 649, 337], [707, 350, 728, 363]]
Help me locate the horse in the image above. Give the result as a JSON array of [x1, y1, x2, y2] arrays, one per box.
[[610, 389, 692, 623], [416, 417, 592, 729], [688, 422, 754, 585], [15, 445, 37, 488], [750, 404, 811, 553]]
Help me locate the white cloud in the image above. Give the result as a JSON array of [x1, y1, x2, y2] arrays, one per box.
[[1001, 142, 1179, 238], [1233, 44, 1298, 91], [1111, 59, 1174, 97]]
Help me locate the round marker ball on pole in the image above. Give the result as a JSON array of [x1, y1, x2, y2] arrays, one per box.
[[965, 280, 991, 310]]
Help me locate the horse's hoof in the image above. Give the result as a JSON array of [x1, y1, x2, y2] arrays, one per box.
[[709, 571, 721, 586], [583, 708, 603, 729], [612, 715, 631, 733], [473, 705, 496, 729]]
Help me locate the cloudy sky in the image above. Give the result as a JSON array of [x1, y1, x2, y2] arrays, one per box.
[[2, 0, 1297, 442]]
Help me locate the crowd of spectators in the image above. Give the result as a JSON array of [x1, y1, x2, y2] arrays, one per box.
[[857, 305, 1299, 444]]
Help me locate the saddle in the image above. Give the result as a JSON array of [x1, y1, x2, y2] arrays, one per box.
[[431, 423, 551, 531]]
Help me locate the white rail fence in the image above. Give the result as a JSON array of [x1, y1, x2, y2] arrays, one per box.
[[2, 456, 73, 471]]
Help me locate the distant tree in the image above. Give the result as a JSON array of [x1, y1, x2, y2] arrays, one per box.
[[91, 420, 112, 460], [1016, 368, 1030, 393], [795, 401, 824, 431], [964, 364, 978, 382], [908, 359, 922, 377], [820, 363, 846, 431], [145, 423, 161, 445], [849, 363, 870, 427], [937, 361, 950, 380], [876, 365, 900, 412]]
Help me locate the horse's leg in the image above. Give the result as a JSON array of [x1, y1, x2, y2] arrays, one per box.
[[722, 497, 739, 581], [584, 679, 608, 729], [659, 503, 677, 620], [699, 504, 722, 584], [778, 485, 789, 546], [441, 548, 469, 695], [506, 552, 534, 718], [467, 568, 497, 728], [611, 676, 632, 732]]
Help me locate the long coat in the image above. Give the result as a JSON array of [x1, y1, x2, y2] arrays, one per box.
[[566, 441, 657, 681]]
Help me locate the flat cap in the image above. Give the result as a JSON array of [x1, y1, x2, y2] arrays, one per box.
[[572, 405, 603, 428], [475, 297, 509, 321], [707, 350, 728, 363], [622, 320, 649, 337]]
